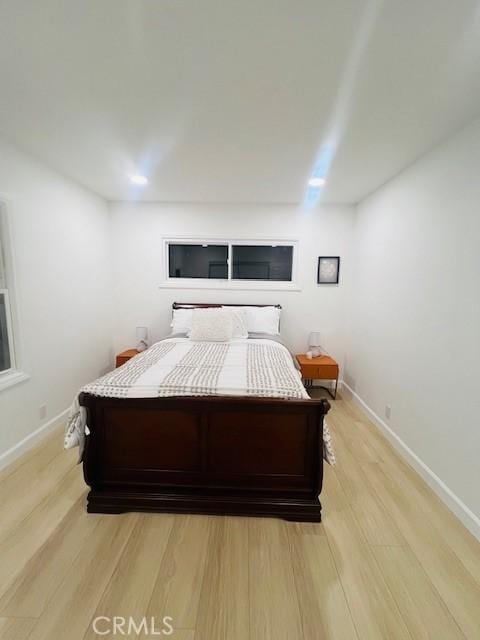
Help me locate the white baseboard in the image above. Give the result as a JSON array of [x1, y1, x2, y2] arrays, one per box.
[[340, 381, 480, 541], [0, 408, 69, 472]]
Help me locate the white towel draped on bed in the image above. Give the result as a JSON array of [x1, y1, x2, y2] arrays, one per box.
[[65, 337, 336, 465]]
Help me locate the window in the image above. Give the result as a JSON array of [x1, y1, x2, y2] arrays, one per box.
[[0, 209, 15, 374], [164, 239, 298, 289], [232, 245, 293, 281], [0, 203, 28, 390], [0, 291, 13, 373], [168, 244, 228, 279]]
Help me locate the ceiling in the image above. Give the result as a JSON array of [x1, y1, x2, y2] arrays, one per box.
[[1, 0, 480, 204]]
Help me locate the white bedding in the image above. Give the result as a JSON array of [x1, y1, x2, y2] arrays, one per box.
[[65, 337, 335, 464]]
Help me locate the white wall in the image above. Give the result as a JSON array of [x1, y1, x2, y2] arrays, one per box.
[[0, 138, 113, 459], [109, 202, 355, 363], [2, 119, 479, 534], [346, 119, 480, 524]]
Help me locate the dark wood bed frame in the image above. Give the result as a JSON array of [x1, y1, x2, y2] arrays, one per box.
[[80, 303, 330, 522]]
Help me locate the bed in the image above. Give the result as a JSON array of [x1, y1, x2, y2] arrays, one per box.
[[75, 303, 331, 521]]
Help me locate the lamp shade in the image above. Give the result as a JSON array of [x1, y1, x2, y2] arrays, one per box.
[[308, 331, 321, 347], [136, 326, 148, 341]]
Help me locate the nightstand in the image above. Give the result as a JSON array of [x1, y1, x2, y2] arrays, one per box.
[[115, 348, 139, 368], [296, 354, 339, 399]]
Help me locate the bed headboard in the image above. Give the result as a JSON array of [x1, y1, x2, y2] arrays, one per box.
[[172, 302, 282, 310]]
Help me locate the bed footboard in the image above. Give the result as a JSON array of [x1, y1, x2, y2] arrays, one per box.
[[80, 393, 330, 522]]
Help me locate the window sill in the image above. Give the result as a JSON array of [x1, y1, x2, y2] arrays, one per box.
[[0, 370, 30, 392], [158, 280, 302, 292]]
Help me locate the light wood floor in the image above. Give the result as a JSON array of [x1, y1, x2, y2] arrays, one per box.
[[0, 392, 479, 640]]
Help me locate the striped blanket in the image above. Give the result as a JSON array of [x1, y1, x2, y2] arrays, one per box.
[[65, 337, 335, 464]]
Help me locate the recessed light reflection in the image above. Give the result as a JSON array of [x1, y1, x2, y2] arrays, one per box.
[[308, 177, 326, 188], [129, 174, 148, 186]]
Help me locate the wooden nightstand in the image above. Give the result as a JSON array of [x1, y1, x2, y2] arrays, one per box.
[[296, 354, 339, 399], [115, 348, 139, 368]]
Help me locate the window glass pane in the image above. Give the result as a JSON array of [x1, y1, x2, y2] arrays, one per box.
[[0, 293, 12, 372], [232, 245, 293, 281], [168, 244, 228, 279], [0, 231, 5, 289]]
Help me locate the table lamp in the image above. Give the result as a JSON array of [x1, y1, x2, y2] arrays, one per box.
[[136, 326, 149, 352], [307, 331, 322, 358]]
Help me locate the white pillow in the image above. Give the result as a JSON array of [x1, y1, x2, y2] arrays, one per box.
[[190, 308, 234, 342], [238, 306, 281, 335], [170, 308, 193, 334], [222, 307, 248, 338]]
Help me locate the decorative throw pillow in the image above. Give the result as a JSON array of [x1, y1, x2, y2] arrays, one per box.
[[222, 307, 248, 338], [189, 308, 234, 342]]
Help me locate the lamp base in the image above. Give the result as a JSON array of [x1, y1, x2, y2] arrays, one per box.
[[136, 340, 148, 352]]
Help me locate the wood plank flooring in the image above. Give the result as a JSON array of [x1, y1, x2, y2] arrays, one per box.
[[0, 392, 479, 639]]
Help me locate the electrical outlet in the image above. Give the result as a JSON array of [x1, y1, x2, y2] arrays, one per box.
[[385, 405, 391, 420], [39, 404, 47, 420]]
